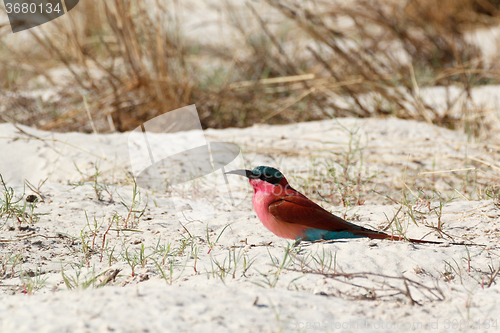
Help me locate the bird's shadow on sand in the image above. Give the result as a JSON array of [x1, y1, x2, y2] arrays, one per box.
[[296, 239, 350, 247]]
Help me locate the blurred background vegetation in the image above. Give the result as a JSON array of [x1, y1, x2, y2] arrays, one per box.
[[1, 0, 500, 134]]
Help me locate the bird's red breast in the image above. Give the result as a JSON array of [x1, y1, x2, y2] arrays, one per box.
[[249, 177, 309, 239]]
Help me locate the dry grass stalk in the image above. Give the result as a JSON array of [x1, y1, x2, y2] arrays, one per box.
[[1, 0, 500, 133]]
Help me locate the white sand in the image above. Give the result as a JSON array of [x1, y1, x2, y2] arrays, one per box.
[[1, 115, 500, 332]]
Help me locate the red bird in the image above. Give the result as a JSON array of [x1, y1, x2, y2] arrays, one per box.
[[227, 166, 441, 243]]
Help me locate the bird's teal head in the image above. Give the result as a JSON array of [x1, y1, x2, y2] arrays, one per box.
[[226, 166, 284, 186]]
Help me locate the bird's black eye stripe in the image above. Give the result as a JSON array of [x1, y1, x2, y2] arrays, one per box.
[[258, 172, 281, 185], [263, 176, 281, 185]]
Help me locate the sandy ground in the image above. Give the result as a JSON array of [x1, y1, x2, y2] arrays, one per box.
[[1, 114, 500, 333], [2, 1, 500, 331]]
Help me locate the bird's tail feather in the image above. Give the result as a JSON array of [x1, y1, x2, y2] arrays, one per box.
[[351, 230, 478, 246], [303, 228, 480, 246]]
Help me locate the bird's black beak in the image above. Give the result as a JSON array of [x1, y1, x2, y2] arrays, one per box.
[[225, 169, 258, 179]]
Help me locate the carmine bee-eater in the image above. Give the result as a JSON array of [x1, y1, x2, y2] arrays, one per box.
[[226, 166, 441, 243]]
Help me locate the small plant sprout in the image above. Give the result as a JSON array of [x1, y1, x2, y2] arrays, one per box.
[[207, 247, 248, 281], [0, 174, 42, 228], [119, 180, 147, 229], [443, 259, 463, 284], [100, 216, 116, 262], [61, 263, 116, 290], [310, 248, 336, 275], [70, 162, 114, 202], [20, 268, 48, 295], [191, 243, 200, 274], [123, 246, 139, 277], [206, 223, 231, 254], [24, 177, 48, 202], [153, 255, 188, 286], [255, 242, 298, 288], [84, 211, 104, 252]]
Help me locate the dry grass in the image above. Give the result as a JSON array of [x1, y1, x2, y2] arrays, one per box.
[[0, 0, 500, 133]]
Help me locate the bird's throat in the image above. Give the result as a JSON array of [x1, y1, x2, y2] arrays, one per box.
[[250, 179, 307, 239]]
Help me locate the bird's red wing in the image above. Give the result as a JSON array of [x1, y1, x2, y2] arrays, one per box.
[[268, 195, 365, 232]]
